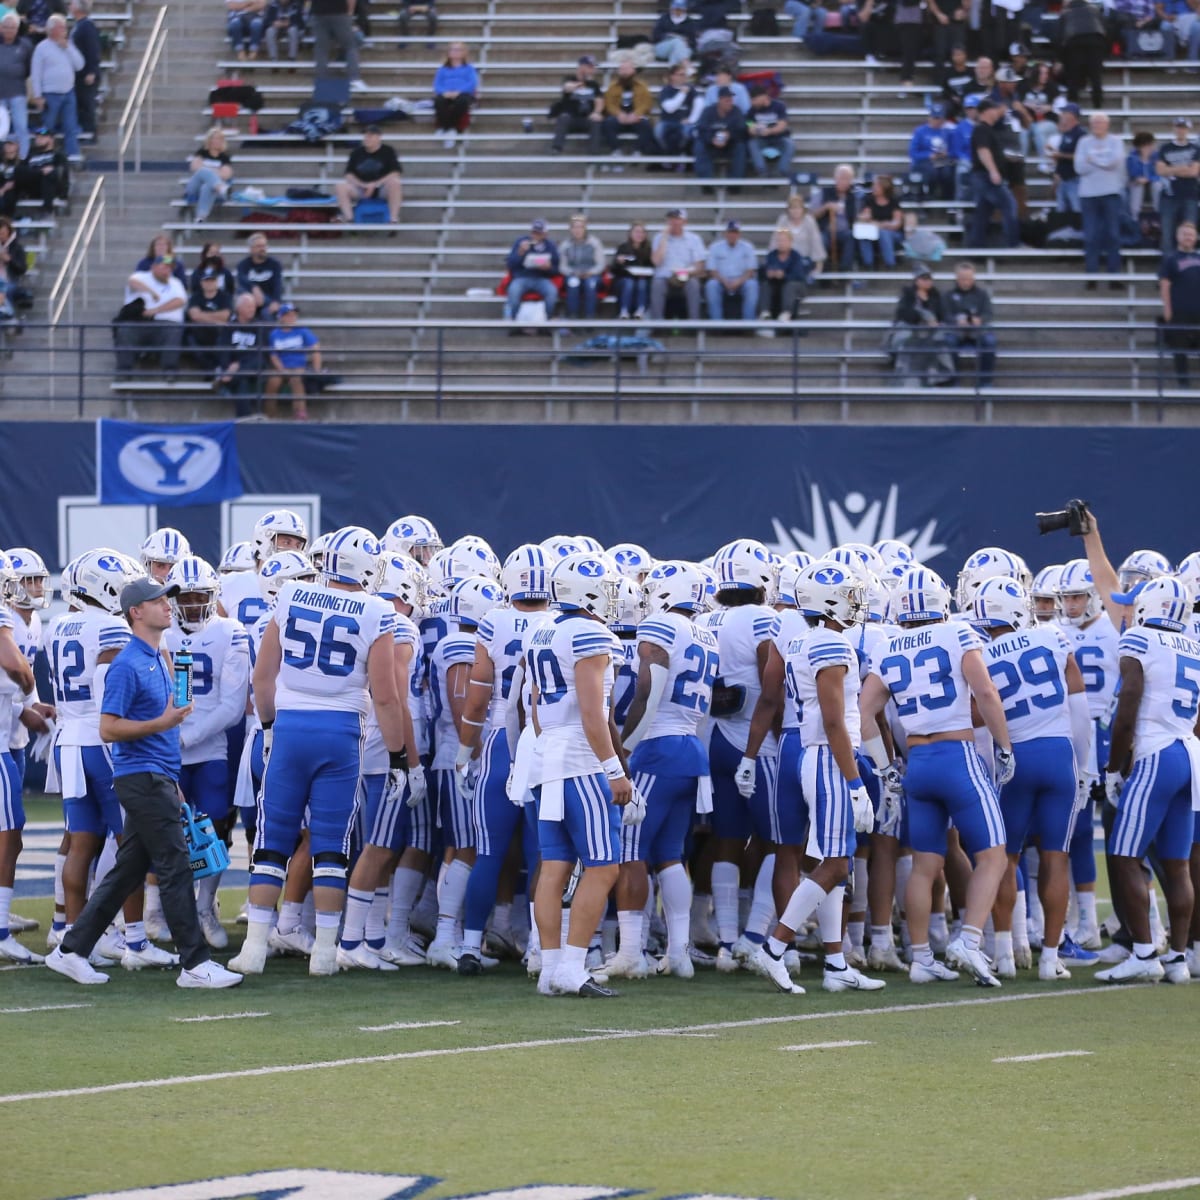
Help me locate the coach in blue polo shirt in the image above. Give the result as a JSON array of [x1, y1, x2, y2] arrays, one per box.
[[46, 576, 243, 990]]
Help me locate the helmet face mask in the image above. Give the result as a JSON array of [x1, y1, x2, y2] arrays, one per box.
[[166, 557, 221, 632], [1057, 558, 1101, 627], [4, 548, 50, 609], [383, 516, 443, 566], [551, 553, 621, 622], [253, 509, 309, 562], [140, 528, 190, 578], [1118, 549, 1171, 594], [794, 562, 867, 627]]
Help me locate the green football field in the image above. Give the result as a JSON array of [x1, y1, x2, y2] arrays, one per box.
[[3, 884, 1200, 1200]]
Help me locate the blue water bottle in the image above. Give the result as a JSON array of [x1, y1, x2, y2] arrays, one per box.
[[173, 644, 193, 707]]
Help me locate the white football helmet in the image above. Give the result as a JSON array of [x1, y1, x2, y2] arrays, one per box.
[[713, 538, 777, 596], [551, 552, 621, 621], [776, 562, 803, 609], [794, 561, 867, 626], [322, 526, 384, 592], [831, 542, 885, 576], [973, 576, 1032, 631], [308, 532, 333, 571], [258, 550, 317, 605], [501, 544, 551, 602], [1118, 549, 1171, 594], [574, 535, 604, 554], [863, 571, 888, 623], [167, 556, 221, 633], [697, 563, 718, 612], [611, 577, 643, 633], [643, 560, 706, 615], [1132, 575, 1190, 632], [383, 516, 443, 565], [377, 553, 427, 614], [873, 539, 914, 567], [893, 566, 952, 625], [541, 534, 585, 560], [450, 575, 505, 629], [780, 550, 814, 570], [219, 541, 257, 574], [446, 537, 501, 581], [0, 550, 15, 605], [1030, 564, 1065, 622], [72, 549, 141, 616], [955, 546, 1027, 612], [140, 527, 190, 575], [1174, 552, 1200, 612], [60, 555, 84, 610], [252, 509, 309, 561], [1057, 558, 1102, 627], [5, 547, 50, 609], [608, 542, 654, 582]]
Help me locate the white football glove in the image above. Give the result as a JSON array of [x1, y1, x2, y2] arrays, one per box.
[[622, 781, 647, 827], [849, 784, 874, 834], [1104, 770, 1124, 807], [404, 766, 428, 809], [454, 759, 479, 806], [260, 724, 273, 770], [994, 746, 1016, 787], [1074, 775, 1094, 815], [734, 755, 757, 799], [878, 779, 904, 838]]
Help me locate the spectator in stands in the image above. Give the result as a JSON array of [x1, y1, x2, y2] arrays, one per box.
[[813, 163, 860, 270], [333, 125, 403, 223], [0, 213, 26, 316], [1060, 0, 1106, 110], [184, 268, 232, 376], [705, 220, 758, 324], [889, 265, 956, 385], [549, 54, 602, 156], [1052, 101, 1083, 212], [1156, 117, 1199, 254], [891, 0, 928, 88], [433, 41, 478, 149], [560, 213, 606, 320], [856, 173, 903, 269], [68, 0, 97, 139], [612, 220, 653, 318], [702, 66, 749, 114], [746, 85, 794, 179], [29, 13, 81, 162], [944, 259, 996, 385], [950, 93, 979, 195], [653, 1, 699, 66], [939, 46, 974, 117], [236, 231, 284, 316], [264, 303, 316, 419], [16, 0, 61, 44], [992, 67, 1030, 217], [694, 86, 748, 187], [902, 208, 947, 262], [504, 217, 560, 322], [1017, 61, 1059, 159], [969, 55, 996, 98], [190, 241, 235, 294], [968, 99, 1020, 247], [21, 123, 65, 212], [114, 254, 186, 379], [655, 62, 701, 157], [311, 0, 362, 91], [216, 292, 265, 414], [1127, 129, 1159, 218], [1158, 0, 1200, 64], [1159, 220, 1200, 387], [760, 228, 808, 321], [910, 102, 957, 199], [0, 15, 31, 157], [137, 233, 187, 286], [1075, 111, 1125, 286], [649, 206, 705, 320], [397, 1, 438, 41], [926, 0, 966, 71], [859, 0, 893, 67], [0, 136, 19, 215], [1108, 0, 1165, 57], [226, 0, 267, 60], [185, 127, 234, 224], [773, 192, 826, 280], [265, 0, 304, 62], [601, 59, 654, 165]]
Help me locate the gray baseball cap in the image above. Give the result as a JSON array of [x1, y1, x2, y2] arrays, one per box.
[[120, 576, 179, 617]]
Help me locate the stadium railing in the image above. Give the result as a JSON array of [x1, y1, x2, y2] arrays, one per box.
[[47, 177, 108, 328], [117, 5, 169, 209]]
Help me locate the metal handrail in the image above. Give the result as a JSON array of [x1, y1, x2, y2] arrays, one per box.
[[47, 176, 107, 328], [117, 5, 168, 208]]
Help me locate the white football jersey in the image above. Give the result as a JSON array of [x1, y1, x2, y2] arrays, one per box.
[[220, 570, 270, 633], [787, 625, 861, 749], [44, 606, 131, 746], [707, 604, 781, 753], [6, 608, 41, 750], [363, 611, 422, 773], [477, 607, 548, 737], [635, 611, 720, 740], [1118, 625, 1200, 756], [869, 620, 984, 737], [773, 610, 808, 731], [982, 624, 1074, 744], [528, 612, 616, 783], [271, 581, 395, 716], [165, 617, 252, 765], [428, 627, 478, 769], [1068, 617, 1120, 721]]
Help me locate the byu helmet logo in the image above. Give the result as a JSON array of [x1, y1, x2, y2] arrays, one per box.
[[262, 560, 282, 577], [577, 559, 604, 578], [813, 567, 845, 585], [96, 555, 124, 572]]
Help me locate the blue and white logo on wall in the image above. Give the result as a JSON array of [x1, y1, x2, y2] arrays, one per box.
[[98, 420, 243, 507]]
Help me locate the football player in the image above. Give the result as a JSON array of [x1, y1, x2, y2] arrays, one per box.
[[1030, 565, 1065, 624], [608, 543, 655, 585], [139, 528, 190, 582], [383, 515, 444, 568], [219, 508, 309, 632]]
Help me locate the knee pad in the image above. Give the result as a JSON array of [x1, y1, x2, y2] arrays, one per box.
[[249, 847, 289, 885], [312, 850, 350, 889]]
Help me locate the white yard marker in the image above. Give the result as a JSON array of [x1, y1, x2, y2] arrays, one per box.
[[780, 1040, 873, 1052], [1047, 1179, 1200, 1200], [993, 1050, 1094, 1064], [358, 1019, 461, 1033], [0, 1003, 93, 1015], [173, 1012, 270, 1024]]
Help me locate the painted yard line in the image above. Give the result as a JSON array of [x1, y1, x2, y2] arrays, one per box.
[[581, 1028, 718, 1038], [1047, 1179, 1200, 1200], [173, 1012, 271, 1024], [780, 1040, 874, 1051], [358, 1019, 462, 1032], [994, 1050, 1094, 1064], [0, 983, 1143, 1106], [0, 1003, 93, 1015]]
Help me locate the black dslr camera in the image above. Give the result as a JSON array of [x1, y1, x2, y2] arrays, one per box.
[[1035, 498, 1091, 537]]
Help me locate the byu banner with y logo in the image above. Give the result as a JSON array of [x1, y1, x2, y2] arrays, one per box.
[[96, 420, 243, 507]]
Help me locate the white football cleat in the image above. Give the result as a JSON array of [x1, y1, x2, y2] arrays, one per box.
[[268, 926, 314, 957], [1096, 953, 1164, 984], [8, 913, 38, 932], [524, 947, 543, 977], [425, 939, 460, 969], [122, 941, 180, 970], [868, 942, 905, 972], [1096, 942, 1131, 964], [45, 946, 108, 984], [1038, 957, 1072, 981], [337, 943, 398, 971], [657, 952, 695, 979], [783, 948, 804, 979], [177, 960, 243, 989], [199, 908, 229, 950], [822, 963, 886, 992], [715, 946, 739, 973], [731, 934, 759, 963], [947, 937, 1001, 987], [1187, 947, 1200, 979], [845, 944, 868, 969], [1073, 920, 1102, 950], [753, 946, 804, 994], [378, 942, 427, 967], [1013, 940, 1033, 970], [993, 949, 1017, 979], [46, 925, 67, 950], [144, 911, 170, 942], [604, 950, 650, 979], [91, 927, 125, 965], [688, 944, 717, 968], [909, 958, 959, 983], [228, 942, 268, 975], [1160, 954, 1191, 985], [308, 942, 337, 976], [0, 934, 43, 964]]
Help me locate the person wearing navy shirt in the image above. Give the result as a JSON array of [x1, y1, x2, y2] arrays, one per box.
[[504, 216, 560, 321], [1159, 220, 1200, 387], [68, 0, 100, 137], [235, 231, 284, 317], [46, 577, 243, 989]]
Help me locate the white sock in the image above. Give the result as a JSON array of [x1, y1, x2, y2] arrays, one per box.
[[816, 884, 844, 946], [0, 885, 10, 935], [527, 901, 542, 953], [560, 907, 571, 946], [415, 877, 439, 927], [54, 852, 67, 912], [601, 915, 618, 956], [242, 908, 273, 951], [690, 891, 712, 933], [746, 854, 776, 940], [847, 919, 865, 951], [712, 860, 740, 947], [870, 923, 892, 948], [1066, 881, 1080, 932], [365, 888, 389, 945], [300, 891, 316, 934], [658, 862, 692, 960], [1041, 944, 1058, 966], [462, 927, 484, 953], [437, 858, 471, 928], [1148, 887, 1164, 935], [781, 877, 828, 935], [539, 946, 561, 984], [341, 887, 373, 946], [737, 885, 752, 931], [561, 942, 587, 978], [995, 929, 1013, 958], [278, 899, 304, 934], [1077, 891, 1097, 930], [195, 871, 221, 914], [1012, 892, 1029, 949], [895, 854, 912, 918], [143, 881, 161, 916], [929, 911, 948, 943], [125, 920, 145, 946], [617, 909, 644, 956], [387, 866, 424, 947], [95, 837, 118, 888], [852, 855, 869, 915]]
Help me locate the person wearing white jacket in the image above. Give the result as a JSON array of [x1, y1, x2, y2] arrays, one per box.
[[1074, 111, 1127, 284]]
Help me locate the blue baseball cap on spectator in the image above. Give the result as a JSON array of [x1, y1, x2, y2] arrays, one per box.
[[277, 303, 297, 315], [1175, 116, 1193, 128], [963, 94, 983, 110], [1062, 102, 1082, 117], [929, 102, 946, 118]]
